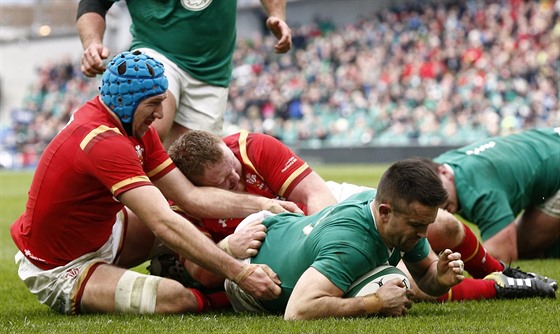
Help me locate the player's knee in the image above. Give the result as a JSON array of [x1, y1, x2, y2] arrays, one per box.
[[484, 239, 517, 262], [115, 271, 200, 314], [428, 210, 464, 251], [156, 279, 201, 313], [115, 271, 162, 314], [483, 228, 519, 262]]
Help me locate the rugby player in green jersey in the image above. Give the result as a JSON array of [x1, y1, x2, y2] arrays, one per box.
[[424, 127, 560, 262], [77, 0, 292, 150], [224, 159, 466, 319]]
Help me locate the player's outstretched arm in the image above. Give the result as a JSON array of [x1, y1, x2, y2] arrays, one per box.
[[119, 185, 281, 300], [284, 267, 412, 320], [155, 168, 303, 219], [180, 219, 269, 290], [288, 171, 337, 214]]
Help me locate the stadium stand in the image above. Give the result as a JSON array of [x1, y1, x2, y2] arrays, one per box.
[[225, 0, 559, 147]]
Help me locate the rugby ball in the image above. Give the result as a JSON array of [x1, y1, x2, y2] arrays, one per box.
[[345, 265, 410, 297]]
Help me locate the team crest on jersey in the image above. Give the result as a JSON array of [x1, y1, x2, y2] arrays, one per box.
[[245, 173, 266, 190], [135, 145, 145, 165], [218, 218, 228, 228], [181, 0, 212, 11], [246, 173, 258, 185]]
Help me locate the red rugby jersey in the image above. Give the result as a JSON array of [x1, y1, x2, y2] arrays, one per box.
[[11, 97, 174, 269], [197, 131, 311, 242]]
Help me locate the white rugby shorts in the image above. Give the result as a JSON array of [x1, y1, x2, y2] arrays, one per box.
[[326, 181, 374, 203], [135, 47, 228, 135], [14, 211, 125, 314]]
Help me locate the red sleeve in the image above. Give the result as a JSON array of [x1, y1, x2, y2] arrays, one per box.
[[238, 132, 312, 198], [81, 126, 173, 197], [141, 127, 175, 181]]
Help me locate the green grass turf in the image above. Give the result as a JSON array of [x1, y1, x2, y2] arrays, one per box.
[[1, 167, 559, 333]]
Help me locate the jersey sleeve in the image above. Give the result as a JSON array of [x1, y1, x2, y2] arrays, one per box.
[[402, 238, 431, 262], [141, 127, 175, 181], [243, 132, 312, 198], [79, 126, 171, 198]]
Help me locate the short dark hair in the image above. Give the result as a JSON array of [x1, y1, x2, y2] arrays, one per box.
[[377, 158, 448, 211], [415, 156, 442, 175]]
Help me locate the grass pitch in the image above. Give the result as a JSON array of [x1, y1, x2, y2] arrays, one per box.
[[1, 166, 558, 333]]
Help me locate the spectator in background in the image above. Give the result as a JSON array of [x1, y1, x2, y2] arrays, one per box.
[[4, 56, 99, 168], [76, 0, 292, 150]]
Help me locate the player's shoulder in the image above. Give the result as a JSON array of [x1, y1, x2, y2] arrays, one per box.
[[522, 127, 560, 143], [228, 131, 286, 153], [245, 131, 278, 144], [343, 189, 377, 203]]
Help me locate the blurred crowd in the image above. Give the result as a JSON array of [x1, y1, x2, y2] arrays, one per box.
[[226, 0, 559, 148], [1, 56, 99, 169], [1, 0, 559, 168]]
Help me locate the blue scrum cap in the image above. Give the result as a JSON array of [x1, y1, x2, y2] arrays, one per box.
[[100, 51, 168, 124]]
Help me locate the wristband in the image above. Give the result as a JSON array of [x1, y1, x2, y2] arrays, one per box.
[[362, 293, 383, 315], [218, 236, 232, 256], [232, 264, 258, 285]]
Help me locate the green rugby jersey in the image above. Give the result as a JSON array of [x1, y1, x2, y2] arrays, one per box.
[[434, 127, 560, 240], [252, 190, 430, 313], [121, 0, 236, 87]]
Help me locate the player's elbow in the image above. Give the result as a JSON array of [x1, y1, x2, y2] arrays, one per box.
[[284, 303, 317, 320], [284, 309, 308, 321], [146, 214, 177, 242]]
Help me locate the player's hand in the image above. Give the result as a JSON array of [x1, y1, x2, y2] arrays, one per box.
[[374, 279, 415, 317], [264, 198, 304, 214], [436, 249, 465, 288], [81, 42, 111, 77], [266, 16, 292, 53], [228, 219, 267, 258], [236, 264, 282, 300]]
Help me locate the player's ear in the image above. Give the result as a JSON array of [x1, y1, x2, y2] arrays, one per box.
[[378, 203, 391, 218], [438, 165, 451, 179]]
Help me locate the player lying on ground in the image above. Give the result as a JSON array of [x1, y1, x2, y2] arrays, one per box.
[[224, 158, 467, 319]]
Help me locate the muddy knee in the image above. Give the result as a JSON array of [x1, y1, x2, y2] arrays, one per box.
[[427, 210, 465, 251]]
